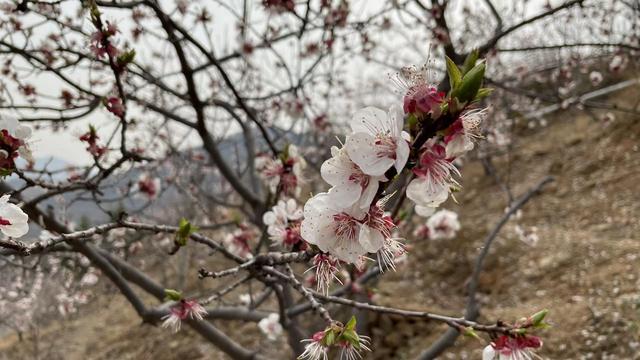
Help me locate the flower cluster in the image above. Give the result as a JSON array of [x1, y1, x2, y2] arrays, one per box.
[[263, 199, 304, 249], [0, 116, 33, 174], [223, 223, 257, 259], [161, 289, 207, 333], [301, 105, 407, 269], [79, 125, 106, 158], [301, 55, 490, 295], [136, 174, 161, 199], [104, 96, 125, 118], [256, 144, 306, 197], [482, 335, 543, 360], [89, 21, 119, 59], [399, 59, 487, 216], [298, 317, 370, 360]]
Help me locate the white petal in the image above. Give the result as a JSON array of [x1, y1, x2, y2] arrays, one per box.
[[2, 221, 28, 238], [358, 179, 379, 210], [300, 194, 337, 250], [445, 135, 474, 158], [327, 183, 362, 209], [401, 130, 411, 142], [262, 211, 277, 226], [358, 224, 385, 253], [0, 116, 19, 133], [415, 205, 436, 217], [350, 107, 389, 135], [320, 149, 353, 186], [406, 178, 450, 207], [482, 345, 496, 360], [14, 125, 32, 140], [332, 232, 366, 264], [0, 203, 29, 238], [345, 133, 394, 176], [388, 104, 405, 138], [394, 139, 410, 173]]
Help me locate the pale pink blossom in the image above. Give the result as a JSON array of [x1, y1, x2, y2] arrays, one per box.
[[223, 224, 255, 259], [0, 115, 33, 168], [136, 174, 161, 199], [514, 225, 539, 247], [426, 209, 460, 240], [105, 97, 124, 117], [162, 299, 207, 333], [393, 64, 445, 117], [444, 108, 485, 159], [262, 199, 304, 248], [89, 22, 119, 59], [365, 204, 406, 271], [589, 71, 603, 86], [609, 54, 627, 73], [407, 140, 458, 212], [256, 145, 306, 196], [258, 313, 283, 341], [299, 331, 329, 360]]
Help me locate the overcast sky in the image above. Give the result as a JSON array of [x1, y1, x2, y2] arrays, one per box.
[[3, 0, 603, 166]]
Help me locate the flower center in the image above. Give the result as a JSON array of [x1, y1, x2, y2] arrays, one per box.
[[347, 165, 369, 188], [333, 212, 358, 241], [413, 143, 458, 184], [280, 172, 298, 193], [366, 206, 394, 238], [374, 134, 397, 160], [0, 217, 11, 226]]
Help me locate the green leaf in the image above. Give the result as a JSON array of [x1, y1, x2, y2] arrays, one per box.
[[175, 218, 198, 246], [345, 315, 357, 331], [462, 327, 481, 340], [340, 329, 360, 349], [406, 113, 418, 129], [451, 61, 485, 104], [0, 168, 13, 177], [461, 49, 479, 75], [531, 309, 549, 326], [164, 288, 182, 301], [323, 330, 336, 346], [474, 87, 494, 101], [117, 49, 136, 67], [445, 56, 462, 91]]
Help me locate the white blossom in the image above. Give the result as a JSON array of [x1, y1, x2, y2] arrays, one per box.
[[300, 192, 384, 264], [345, 105, 410, 177], [320, 146, 384, 210]]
